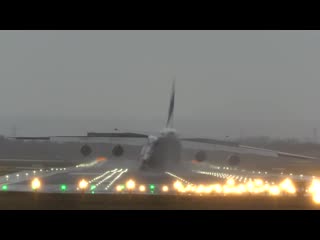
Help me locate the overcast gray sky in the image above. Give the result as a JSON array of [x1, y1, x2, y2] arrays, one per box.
[[0, 30, 320, 139]]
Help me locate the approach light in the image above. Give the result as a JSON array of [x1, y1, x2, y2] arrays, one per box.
[[31, 178, 41, 191]]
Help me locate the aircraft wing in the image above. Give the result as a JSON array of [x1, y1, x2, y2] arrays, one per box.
[[181, 138, 317, 160], [10, 132, 149, 146]]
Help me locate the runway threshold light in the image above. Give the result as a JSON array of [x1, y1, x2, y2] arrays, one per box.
[[60, 184, 67, 192], [31, 178, 41, 191], [2, 185, 8, 191]]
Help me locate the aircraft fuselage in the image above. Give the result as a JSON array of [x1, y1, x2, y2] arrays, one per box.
[[139, 130, 181, 171]]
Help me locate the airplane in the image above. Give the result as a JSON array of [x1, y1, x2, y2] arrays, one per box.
[[10, 80, 317, 172]]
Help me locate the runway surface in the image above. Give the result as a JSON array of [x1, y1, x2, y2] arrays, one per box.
[[1, 156, 320, 209], [0, 157, 316, 197]]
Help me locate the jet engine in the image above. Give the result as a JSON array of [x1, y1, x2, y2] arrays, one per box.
[[80, 144, 92, 157], [112, 144, 124, 157], [227, 154, 240, 166], [194, 150, 207, 162]]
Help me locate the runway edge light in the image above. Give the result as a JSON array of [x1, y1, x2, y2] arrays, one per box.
[[149, 184, 155, 191], [78, 179, 89, 192], [60, 184, 67, 192], [31, 178, 41, 191]]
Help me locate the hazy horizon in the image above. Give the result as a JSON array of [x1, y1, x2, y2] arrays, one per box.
[[1, 30, 320, 140]]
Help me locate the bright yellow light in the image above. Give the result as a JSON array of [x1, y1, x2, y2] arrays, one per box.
[[126, 179, 135, 190], [214, 184, 222, 193], [287, 186, 296, 194], [313, 193, 320, 204], [139, 185, 146, 192], [31, 178, 41, 190], [269, 186, 280, 196], [196, 185, 205, 193], [254, 179, 263, 186], [279, 178, 290, 188], [173, 180, 183, 190], [185, 185, 193, 192], [234, 187, 243, 194], [309, 179, 320, 193], [227, 178, 235, 186], [309, 179, 320, 204], [162, 185, 169, 192], [204, 186, 212, 194], [263, 184, 270, 192], [246, 181, 254, 193], [279, 178, 296, 194], [78, 179, 89, 190], [238, 184, 246, 193], [116, 185, 123, 192], [223, 186, 231, 194]]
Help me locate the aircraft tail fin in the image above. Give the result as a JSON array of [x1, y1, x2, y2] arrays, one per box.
[[165, 78, 175, 129]]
